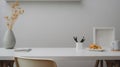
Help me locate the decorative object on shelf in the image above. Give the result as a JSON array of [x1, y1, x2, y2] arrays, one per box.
[[73, 35, 85, 51], [93, 27, 115, 49], [3, 0, 24, 49]]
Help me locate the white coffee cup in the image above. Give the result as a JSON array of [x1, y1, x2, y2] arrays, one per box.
[[111, 40, 120, 51]]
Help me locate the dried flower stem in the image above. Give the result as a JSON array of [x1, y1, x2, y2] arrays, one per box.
[[4, 0, 24, 30]]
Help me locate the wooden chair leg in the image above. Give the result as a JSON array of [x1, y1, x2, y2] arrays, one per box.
[[114, 60, 120, 67], [95, 60, 99, 67], [1, 60, 14, 67], [114, 63, 119, 67], [105, 60, 113, 67], [9, 60, 14, 67], [3, 61, 8, 67], [0, 61, 3, 67], [100, 60, 103, 67]]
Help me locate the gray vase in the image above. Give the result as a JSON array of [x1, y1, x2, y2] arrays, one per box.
[[3, 30, 16, 49]]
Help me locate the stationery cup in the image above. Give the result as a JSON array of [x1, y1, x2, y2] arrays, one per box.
[[76, 42, 83, 51], [111, 40, 120, 51]]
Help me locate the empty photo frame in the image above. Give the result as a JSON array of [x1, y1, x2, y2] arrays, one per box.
[[93, 27, 115, 48]]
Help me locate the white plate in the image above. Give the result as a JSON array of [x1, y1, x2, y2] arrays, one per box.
[[86, 48, 105, 52]]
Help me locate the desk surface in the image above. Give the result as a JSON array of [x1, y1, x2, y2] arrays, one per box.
[[1, 48, 120, 60]]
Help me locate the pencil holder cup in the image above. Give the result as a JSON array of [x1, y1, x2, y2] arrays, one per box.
[[76, 42, 83, 51], [111, 40, 120, 51]]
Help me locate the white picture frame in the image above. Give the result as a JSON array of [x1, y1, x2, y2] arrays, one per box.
[[93, 27, 115, 48]]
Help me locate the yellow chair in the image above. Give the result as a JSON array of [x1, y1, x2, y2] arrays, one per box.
[[15, 57, 57, 67]]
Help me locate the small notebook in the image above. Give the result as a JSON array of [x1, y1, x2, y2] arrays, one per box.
[[14, 48, 32, 52]]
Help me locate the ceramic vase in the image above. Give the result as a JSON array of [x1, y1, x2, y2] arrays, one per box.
[[3, 29, 16, 49]]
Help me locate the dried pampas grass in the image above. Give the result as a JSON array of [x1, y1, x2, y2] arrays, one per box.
[[4, 0, 24, 30]]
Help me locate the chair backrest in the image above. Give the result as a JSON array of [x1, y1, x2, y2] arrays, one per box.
[[15, 57, 57, 67]]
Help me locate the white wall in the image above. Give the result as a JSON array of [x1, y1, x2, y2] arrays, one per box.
[[0, 0, 10, 47], [10, 0, 120, 48], [0, 0, 120, 67]]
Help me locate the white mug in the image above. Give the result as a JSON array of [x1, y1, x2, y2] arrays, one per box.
[[111, 40, 120, 51]]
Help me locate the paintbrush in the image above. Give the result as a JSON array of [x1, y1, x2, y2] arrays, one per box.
[[73, 36, 78, 42], [80, 36, 85, 43]]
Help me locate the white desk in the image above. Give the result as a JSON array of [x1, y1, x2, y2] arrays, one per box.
[[0, 48, 120, 67], [0, 48, 120, 60], [0, 48, 14, 67], [14, 48, 120, 61], [0, 48, 14, 60]]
